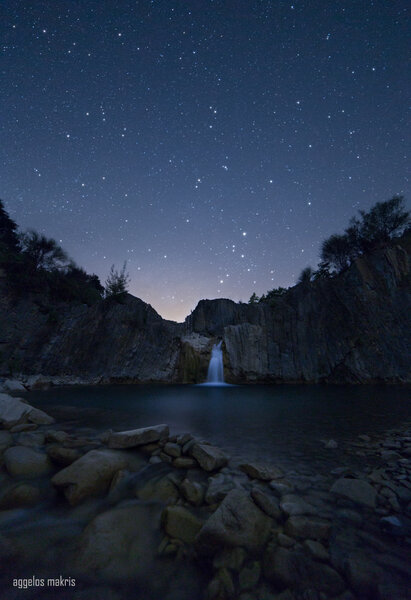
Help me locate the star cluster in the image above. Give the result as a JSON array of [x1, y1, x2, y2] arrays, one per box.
[[1, 1, 409, 320]]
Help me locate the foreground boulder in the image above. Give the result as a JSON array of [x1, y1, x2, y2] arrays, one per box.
[[284, 516, 331, 541], [162, 506, 203, 543], [330, 477, 377, 508], [191, 443, 229, 471], [240, 462, 283, 481], [2, 380, 27, 393], [4, 446, 52, 478], [0, 394, 54, 428], [108, 424, 169, 449], [52, 449, 128, 505], [74, 503, 162, 581], [196, 489, 272, 553], [0, 394, 32, 428]]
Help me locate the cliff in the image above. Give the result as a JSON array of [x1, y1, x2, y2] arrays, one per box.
[[0, 238, 410, 384]]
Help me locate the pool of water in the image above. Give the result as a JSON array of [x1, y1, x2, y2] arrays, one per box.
[[29, 383, 411, 474]]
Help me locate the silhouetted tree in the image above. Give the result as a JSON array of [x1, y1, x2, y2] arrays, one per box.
[[297, 266, 313, 286], [0, 199, 20, 254], [320, 233, 354, 272], [312, 261, 332, 281], [20, 230, 69, 271], [105, 262, 130, 298], [351, 195, 409, 251], [248, 292, 259, 304]]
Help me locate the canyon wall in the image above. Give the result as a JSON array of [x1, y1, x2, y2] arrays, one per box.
[[0, 240, 410, 384]]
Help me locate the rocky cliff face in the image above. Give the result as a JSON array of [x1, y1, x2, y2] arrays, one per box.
[[0, 240, 410, 384]]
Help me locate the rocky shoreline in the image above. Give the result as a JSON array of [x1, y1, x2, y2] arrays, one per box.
[[0, 392, 410, 600]]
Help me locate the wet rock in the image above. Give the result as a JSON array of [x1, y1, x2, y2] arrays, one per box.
[[3, 379, 26, 393], [52, 449, 128, 505], [264, 546, 344, 596], [269, 479, 295, 496], [16, 431, 45, 447], [322, 439, 338, 449], [207, 568, 235, 600], [0, 482, 41, 509], [4, 445, 52, 478], [162, 505, 203, 543], [47, 445, 82, 466], [180, 479, 205, 506], [136, 474, 179, 504], [46, 430, 69, 444], [380, 515, 408, 537], [75, 503, 161, 581], [344, 555, 381, 598], [9, 422, 38, 433], [158, 451, 172, 464], [251, 488, 281, 520], [263, 546, 297, 587], [239, 561, 261, 591], [336, 508, 363, 526], [330, 477, 377, 508], [173, 457, 196, 468], [196, 489, 272, 553], [108, 424, 169, 449], [284, 516, 331, 542], [164, 442, 181, 458], [280, 494, 316, 517], [176, 433, 193, 445], [182, 438, 196, 455], [205, 473, 236, 504], [303, 540, 329, 562], [0, 430, 13, 452], [0, 394, 32, 428], [277, 533, 295, 547], [213, 547, 247, 571], [27, 407, 55, 425], [191, 443, 229, 472], [305, 562, 345, 597], [240, 462, 283, 481]]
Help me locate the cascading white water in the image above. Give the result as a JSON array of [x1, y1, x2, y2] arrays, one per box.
[[206, 340, 225, 384]]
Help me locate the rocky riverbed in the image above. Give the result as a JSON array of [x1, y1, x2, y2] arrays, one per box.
[[0, 391, 410, 600]]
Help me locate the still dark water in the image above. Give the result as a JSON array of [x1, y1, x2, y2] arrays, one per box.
[[29, 384, 411, 474]]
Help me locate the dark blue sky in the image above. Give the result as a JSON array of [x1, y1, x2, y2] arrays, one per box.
[[1, 1, 409, 320]]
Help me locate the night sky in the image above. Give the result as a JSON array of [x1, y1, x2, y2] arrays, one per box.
[[1, 1, 409, 321]]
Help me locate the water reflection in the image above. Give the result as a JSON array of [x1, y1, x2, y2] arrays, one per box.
[[29, 384, 410, 475]]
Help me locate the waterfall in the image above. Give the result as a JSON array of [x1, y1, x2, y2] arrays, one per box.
[[206, 340, 225, 384]]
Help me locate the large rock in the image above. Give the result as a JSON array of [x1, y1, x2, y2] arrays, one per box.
[[74, 503, 162, 581], [280, 494, 317, 517], [0, 394, 32, 428], [27, 407, 55, 425], [251, 488, 281, 520], [196, 489, 272, 553], [180, 479, 205, 506], [3, 380, 26, 393], [136, 475, 179, 504], [162, 506, 203, 543], [108, 424, 169, 449], [52, 449, 128, 505], [205, 473, 235, 504], [264, 547, 345, 596], [0, 483, 41, 509], [0, 394, 54, 428], [191, 443, 229, 471], [240, 462, 283, 481], [4, 446, 52, 478], [330, 477, 377, 508], [0, 430, 13, 452], [284, 516, 331, 541]]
